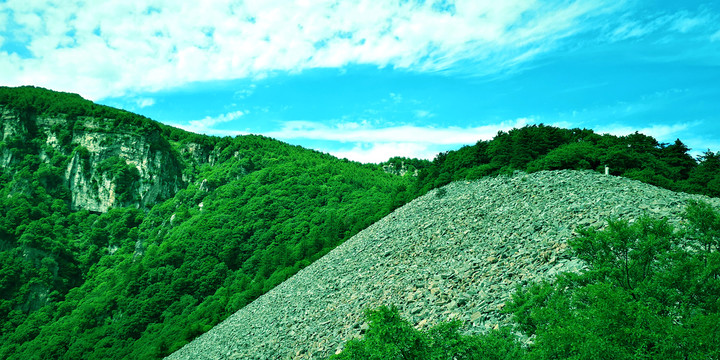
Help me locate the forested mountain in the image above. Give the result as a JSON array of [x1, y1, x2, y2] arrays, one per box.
[[0, 86, 414, 358], [0, 86, 718, 359]]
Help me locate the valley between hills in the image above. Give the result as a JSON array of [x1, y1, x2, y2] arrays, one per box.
[[0, 86, 718, 359]]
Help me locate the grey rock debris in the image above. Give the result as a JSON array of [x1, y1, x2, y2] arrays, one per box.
[[167, 170, 719, 360]]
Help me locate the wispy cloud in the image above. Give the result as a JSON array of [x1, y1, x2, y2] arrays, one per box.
[[669, 10, 713, 33], [681, 135, 720, 158], [265, 118, 531, 163], [594, 120, 717, 158], [594, 122, 698, 140], [234, 84, 257, 99], [172, 110, 248, 136], [606, 8, 720, 43], [0, 0, 630, 99], [414, 110, 434, 119], [266, 118, 529, 145], [282, 118, 714, 163], [330, 142, 442, 164], [711, 29, 720, 42], [136, 97, 155, 108], [190, 110, 245, 128]]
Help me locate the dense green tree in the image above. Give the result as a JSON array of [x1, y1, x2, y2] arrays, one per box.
[[527, 141, 603, 172], [660, 139, 696, 180], [330, 305, 524, 360], [506, 201, 720, 359], [339, 202, 720, 360], [687, 151, 720, 196], [414, 125, 709, 199]]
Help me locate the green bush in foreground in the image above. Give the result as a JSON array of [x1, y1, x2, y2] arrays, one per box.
[[334, 200, 720, 360], [329, 305, 523, 360]]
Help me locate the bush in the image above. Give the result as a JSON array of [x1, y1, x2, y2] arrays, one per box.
[[330, 305, 524, 360], [506, 201, 720, 359]]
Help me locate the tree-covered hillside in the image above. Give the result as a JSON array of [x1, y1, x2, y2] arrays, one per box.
[[0, 86, 415, 358], [0, 86, 719, 359]]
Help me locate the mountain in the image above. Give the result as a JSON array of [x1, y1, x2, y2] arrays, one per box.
[[0, 86, 718, 359], [0, 86, 414, 359], [167, 170, 720, 359]]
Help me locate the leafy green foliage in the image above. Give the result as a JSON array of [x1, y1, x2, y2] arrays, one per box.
[[0, 86, 160, 132], [0, 87, 414, 359], [97, 156, 140, 202], [329, 306, 524, 360], [506, 201, 720, 359], [571, 217, 675, 293], [415, 125, 715, 198], [527, 141, 602, 172]]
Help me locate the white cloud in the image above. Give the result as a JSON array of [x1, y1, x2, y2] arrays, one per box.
[[594, 121, 701, 142], [177, 110, 247, 135], [711, 29, 720, 42], [607, 18, 662, 42], [266, 118, 529, 145], [234, 84, 257, 99], [173, 125, 249, 138], [604, 8, 720, 44], [329, 142, 442, 163], [681, 135, 720, 158], [669, 11, 711, 34], [0, 0, 626, 99], [264, 118, 531, 163], [414, 110, 434, 119], [136, 97, 155, 108]]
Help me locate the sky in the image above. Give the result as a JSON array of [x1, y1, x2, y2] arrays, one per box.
[[1, 0, 719, 163]]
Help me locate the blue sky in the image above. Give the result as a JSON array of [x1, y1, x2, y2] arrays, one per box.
[[1, 0, 719, 163]]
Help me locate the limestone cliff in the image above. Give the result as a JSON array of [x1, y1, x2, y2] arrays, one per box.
[[0, 105, 185, 212]]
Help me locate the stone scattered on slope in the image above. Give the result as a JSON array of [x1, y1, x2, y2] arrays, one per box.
[[167, 170, 719, 360]]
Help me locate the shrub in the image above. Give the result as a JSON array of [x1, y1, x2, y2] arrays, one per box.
[[330, 305, 524, 360]]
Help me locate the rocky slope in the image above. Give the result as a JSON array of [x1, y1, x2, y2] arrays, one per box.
[[168, 170, 719, 360]]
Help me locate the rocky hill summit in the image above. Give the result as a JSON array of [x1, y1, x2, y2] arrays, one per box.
[[168, 170, 719, 360]]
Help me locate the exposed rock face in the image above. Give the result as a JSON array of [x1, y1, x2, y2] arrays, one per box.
[[167, 170, 720, 360], [61, 129, 183, 211], [382, 161, 418, 177], [0, 108, 20, 168], [0, 106, 185, 212]]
